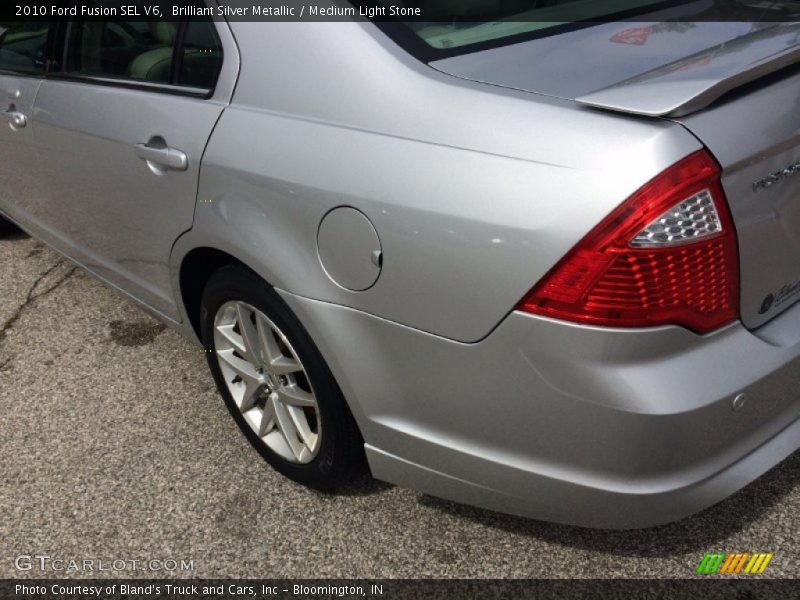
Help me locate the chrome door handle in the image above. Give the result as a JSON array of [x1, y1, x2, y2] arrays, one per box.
[[1, 88, 20, 99], [2, 109, 27, 129], [134, 143, 188, 171]]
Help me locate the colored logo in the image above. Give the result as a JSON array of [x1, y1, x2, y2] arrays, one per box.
[[696, 552, 773, 575], [611, 27, 653, 45]]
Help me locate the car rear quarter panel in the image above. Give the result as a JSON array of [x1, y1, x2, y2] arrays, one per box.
[[676, 69, 800, 330], [182, 21, 702, 343]]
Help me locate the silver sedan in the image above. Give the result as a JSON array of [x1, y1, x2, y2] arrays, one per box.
[[2, 1, 800, 528]]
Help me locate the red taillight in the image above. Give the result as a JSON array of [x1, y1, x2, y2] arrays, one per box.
[[518, 150, 739, 334]]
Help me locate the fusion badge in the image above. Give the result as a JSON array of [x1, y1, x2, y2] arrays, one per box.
[[753, 159, 800, 192]]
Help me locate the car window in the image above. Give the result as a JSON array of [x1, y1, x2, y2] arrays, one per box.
[[177, 20, 223, 89], [0, 22, 50, 74], [66, 20, 177, 84], [64, 18, 223, 91]]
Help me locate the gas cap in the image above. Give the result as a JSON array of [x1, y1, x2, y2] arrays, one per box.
[[317, 207, 382, 291]]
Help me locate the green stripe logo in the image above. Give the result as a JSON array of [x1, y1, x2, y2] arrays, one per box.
[[696, 552, 773, 574], [697, 553, 726, 574]]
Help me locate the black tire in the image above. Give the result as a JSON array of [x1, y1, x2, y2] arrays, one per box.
[[200, 264, 366, 490]]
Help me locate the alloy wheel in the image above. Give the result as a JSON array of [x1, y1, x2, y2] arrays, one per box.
[[213, 301, 321, 464]]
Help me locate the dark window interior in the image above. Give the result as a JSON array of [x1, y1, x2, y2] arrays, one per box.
[[178, 20, 223, 89], [0, 22, 49, 74], [62, 18, 222, 90], [66, 20, 174, 83]]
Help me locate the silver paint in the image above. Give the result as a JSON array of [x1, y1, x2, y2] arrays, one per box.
[[2, 12, 800, 527]]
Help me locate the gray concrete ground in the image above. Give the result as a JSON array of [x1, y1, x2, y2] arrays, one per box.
[[1, 232, 799, 579]]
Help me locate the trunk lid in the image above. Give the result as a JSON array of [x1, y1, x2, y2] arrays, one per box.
[[431, 19, 800, 330]]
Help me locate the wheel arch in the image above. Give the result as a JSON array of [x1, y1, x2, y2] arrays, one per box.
[[178, 246, 253, 341]]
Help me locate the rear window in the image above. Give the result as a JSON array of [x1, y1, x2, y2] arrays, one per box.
[[378, 0, 666, 50], [360, 0, 800, 61]]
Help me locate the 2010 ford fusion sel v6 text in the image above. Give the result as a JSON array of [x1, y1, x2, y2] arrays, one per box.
[[1, 0, 800, 528]]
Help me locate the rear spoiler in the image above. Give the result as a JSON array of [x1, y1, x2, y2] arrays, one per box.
[[576, 23, 800, 118]]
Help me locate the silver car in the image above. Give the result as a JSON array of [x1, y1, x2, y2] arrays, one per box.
[[2, 1, 800, 528]]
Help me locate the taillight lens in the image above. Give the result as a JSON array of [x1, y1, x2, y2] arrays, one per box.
[[518, 150, 739, 334]]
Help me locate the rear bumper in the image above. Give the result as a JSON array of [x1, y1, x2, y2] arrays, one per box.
[[281, 292, 800, 528]]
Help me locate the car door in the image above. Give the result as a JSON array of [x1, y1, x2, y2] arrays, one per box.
[[0, 21, 51, 224], [30, 16, 235, 321]]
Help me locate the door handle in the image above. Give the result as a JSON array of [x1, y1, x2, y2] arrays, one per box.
[[134, 142, 188, 172], [2, 109, 27, 129], [1, 88, 20, 99]]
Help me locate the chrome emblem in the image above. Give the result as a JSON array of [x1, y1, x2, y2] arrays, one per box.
[[753, 159, 800, 192]]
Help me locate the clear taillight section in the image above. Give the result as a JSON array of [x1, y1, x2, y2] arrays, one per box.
[[518, 150, 739, 334], [630, 189, 721, 247]]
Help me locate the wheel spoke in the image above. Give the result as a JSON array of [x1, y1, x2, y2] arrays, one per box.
[[235, 303, 261, 365], [256, 315, 282, 364], [216, 324, 246, 355], [218, 348, 261, 382], [217, 349, 263, 411], [259, 398, 276, 436], [242, 406, 262, 432], [277, 384, 316, 408], [269, 356, 302, 375], [256, 316, 303, 375], [272, 396, 305, 461], [240, 383, 262, 412], [287, 405, 318, 453]]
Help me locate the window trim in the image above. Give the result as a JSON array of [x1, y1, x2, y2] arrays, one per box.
[[41, 72, 214, 99], [169, 20, 189, 86], [0, 67, 46, 79]]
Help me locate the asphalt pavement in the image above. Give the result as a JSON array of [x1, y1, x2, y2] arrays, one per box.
[[1, 231, 799, 579]]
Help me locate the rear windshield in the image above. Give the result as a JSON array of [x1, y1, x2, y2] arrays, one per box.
[[359, 0, 800, 61], [380, 0, 666, 50]]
